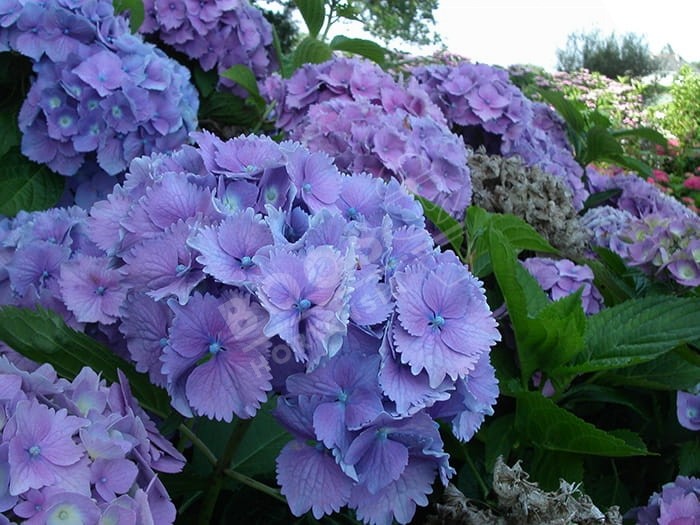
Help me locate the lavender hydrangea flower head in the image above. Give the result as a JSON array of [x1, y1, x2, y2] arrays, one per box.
[[521, 256, 604, 315], [4, 0, 198, 179], [411, 61, 588, 210], [676, 387, 700, 431], [0, 357, 184, 523], [263, 56, 472, 216], [632, 475, 700, 525], [139, 0, 277, 95]]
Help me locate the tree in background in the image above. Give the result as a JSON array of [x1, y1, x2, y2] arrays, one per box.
[[556, 30, 660, 78], [254, 0, 441, 47]]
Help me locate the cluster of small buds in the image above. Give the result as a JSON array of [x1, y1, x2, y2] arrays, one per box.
[[262, 56, 472, 216], [521, 257, 604, 315], [0, 357, 184, 524], [410, 61, 589, 210], [0, 0, 199, 177], [139, 0, 277, 95]]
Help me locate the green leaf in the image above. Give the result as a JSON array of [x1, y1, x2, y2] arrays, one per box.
[[610, 154, 654, 178], [600, 346, 700, 391], [198, 92, 261, 128], [584, 125, 623, 164], [231, 406, 291, 477], [538, 89, 586, 134], [556, 296, 700, 376], [291, 36, 333, 70], [293, 0, 325, 38], [192, 67, 218, 99], [465, 206, 493, 277], [559, 384, 649, 418], [490, 213, 559, 254], [515, 391, 650, 456], [581, 189, 623, 211], [0, 148, 64, 217], [0, 306, 171, 418], [609, 126, 667, 146], [220, 65, 265, 108], [529, 449, 583, 491], [329, 36, 387, 65], [0, 107, 20, 158], [415, 195, 464, 254], [113, 0, 144, 33]]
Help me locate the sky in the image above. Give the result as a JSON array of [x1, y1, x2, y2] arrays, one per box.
[[328, 0, 699, 71]]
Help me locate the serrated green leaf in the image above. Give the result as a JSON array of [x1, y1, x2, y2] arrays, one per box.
[[415, 195, 464, 254], [515, 391, 650, 456], [113, 0, 144, 33], [600, 346, 700, 391], [584, 125, 623, 164], [293, 0, 325, 38], [490, 213, 559, 254], [220, 65, 264, 108], [0, 306, 171, 419], [611, 154, 653, 178], [559, 384, 649, 418], [555, 296, 700, 376], [0, 148, 64, 217], [291, 36, 333, 70], [329, 36, 387, 65], [0, 108, 20, 157]]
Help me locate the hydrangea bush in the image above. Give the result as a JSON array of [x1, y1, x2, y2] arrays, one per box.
[[0, 1, 699, 524]]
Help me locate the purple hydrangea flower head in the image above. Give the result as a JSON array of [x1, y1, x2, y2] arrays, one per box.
[[411, 61, 588, 210], [139, 0, 277, 95], [633, 475, 700, 525], [393, 259, 501, 387], [521, 256, 604, 315], [5, 0, 198, 181]]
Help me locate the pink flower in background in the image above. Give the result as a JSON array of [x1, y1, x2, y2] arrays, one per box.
[[683, 174, 700, 191], [651, 169, 670, 184]]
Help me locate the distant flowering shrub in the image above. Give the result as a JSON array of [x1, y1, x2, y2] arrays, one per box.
[[0, 0, 199, 176], [583, 169, 700, 287], [262, 56, 472, 215], [0, 356, 184, 524], [0, 133, 502, 524], [139, 0, 277, 94], [410, 62, 589, 210], [521, 257, 604, 315], [632, 475, 700, 525]]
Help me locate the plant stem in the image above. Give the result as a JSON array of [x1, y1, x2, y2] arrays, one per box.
[[224, 468, 286, 503], [196, 418, 253, 525], [178, 423, 217, 466], [464, 450, 490, 498]]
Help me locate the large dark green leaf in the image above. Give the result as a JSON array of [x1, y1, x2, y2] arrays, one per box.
[[515, 391, 650, 457], [293, 0, 325, 38], [600, 346, 700, 391], [291, 36, 333, 69], [0, 306, 171, 419], [231, 406, 291, 477], [0, 107, 20, 158], [481, 414, 516, 472], [198, 92, 262, 128], [415, 195, 464, 254], [538, 89, 586, 135], [0, 148, 64, 217], [113, 0, 144, 33], [330, 36, 387, 66], [610, 126, 667, 146], [489, 213, 559, 255], [555, 296, 700, 376], [220, 65, 265, 109]]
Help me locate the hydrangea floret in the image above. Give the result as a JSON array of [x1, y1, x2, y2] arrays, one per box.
[[631, 475, 700, 525], [0, 0, 199, 177], [0, 357, 184, 524], [138, 0, 277, 94], [0, 133, 505, 524]]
